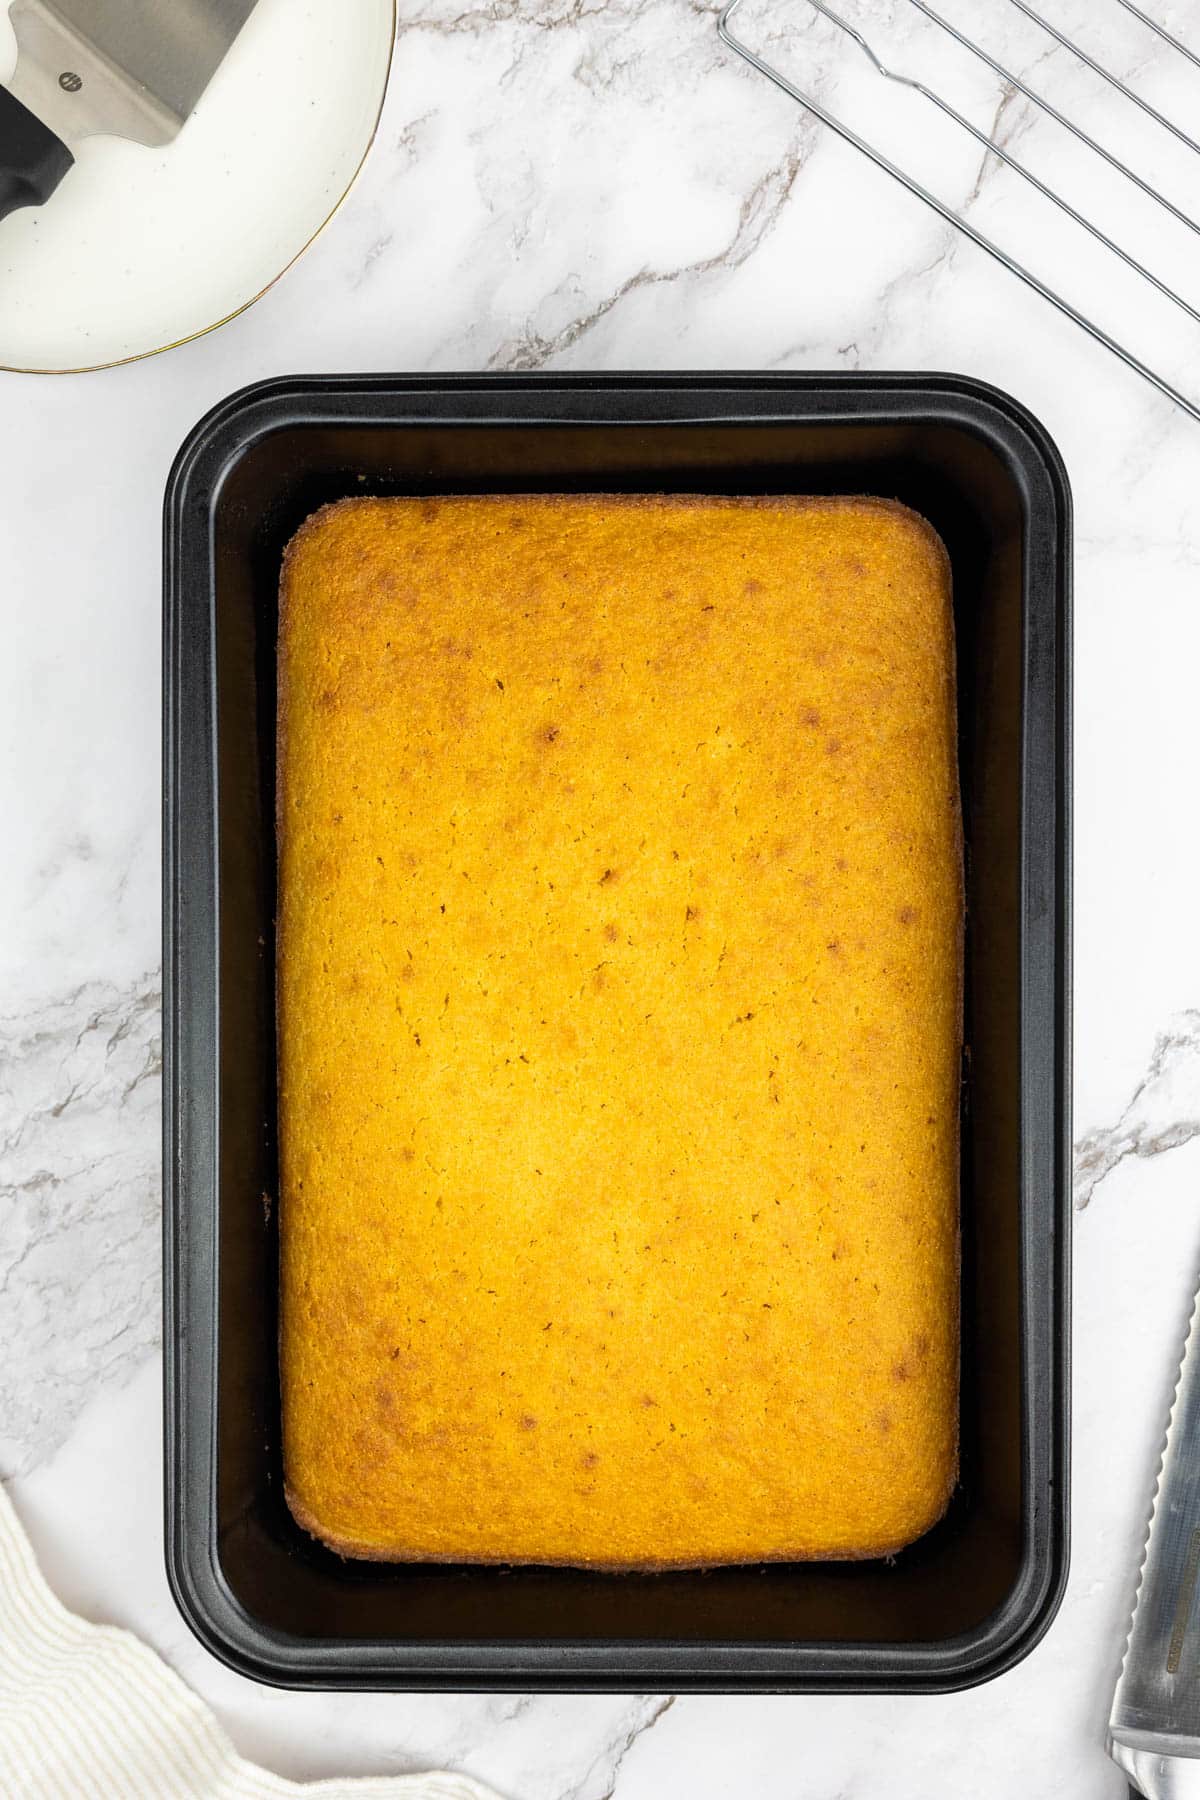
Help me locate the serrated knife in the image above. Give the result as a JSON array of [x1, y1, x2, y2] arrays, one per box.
[[0, 0, 256, 225], [1110, 1280, 1200, 1798]]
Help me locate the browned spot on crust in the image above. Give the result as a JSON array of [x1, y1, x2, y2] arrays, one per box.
[[834, 856, 848, 872], [588, 656, 604, 675], [400, 961, 416, 983], [590, 966, 609, 994], [519, 1414, 538, 1431], [318, 689, 337, 712], [640, 1394, 657, 1408], [826, 939, 843, 957], [399, 1145, 415, 1163], [581, 1450, 600, 1469], [598, 867, 617, 886], [913, 1331, 930, 1360], [352, 1425, 384, 1464], [892, 1358, 912, 1384], [541, 723, 560, 744], [603, 922, 619, 942], [685, 904, 699, 921], [876, 1409, 892, 1436], [744, 577, 764, 596], [825, 737, 842, 756], [801, 706, 821, 729], [419, 500, 440, 523], [897, 904, 919, 925]]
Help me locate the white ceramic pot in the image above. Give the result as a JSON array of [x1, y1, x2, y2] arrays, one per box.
[[0, 0, 395, 372]]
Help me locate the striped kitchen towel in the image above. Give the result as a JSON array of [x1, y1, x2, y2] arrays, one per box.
[[0, 1483, 503, 1800]]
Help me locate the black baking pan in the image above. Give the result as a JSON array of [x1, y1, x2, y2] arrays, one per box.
[[163, 372, 1071, 1690]]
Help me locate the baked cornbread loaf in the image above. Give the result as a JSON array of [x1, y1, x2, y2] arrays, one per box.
[[278, 493, 961, 1568]]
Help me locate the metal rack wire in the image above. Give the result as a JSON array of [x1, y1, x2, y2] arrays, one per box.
[[719, 0, 1200, 423]]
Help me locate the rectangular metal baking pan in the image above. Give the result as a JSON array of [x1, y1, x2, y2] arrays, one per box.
[[164, 372, 1071, 1690]]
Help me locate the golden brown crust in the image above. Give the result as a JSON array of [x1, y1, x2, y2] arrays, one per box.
[[285, 1483, 954, 1568], [278, 492, 962, 1569]]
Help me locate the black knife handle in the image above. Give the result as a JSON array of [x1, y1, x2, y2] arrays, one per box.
[[0, 85, 73, 225]]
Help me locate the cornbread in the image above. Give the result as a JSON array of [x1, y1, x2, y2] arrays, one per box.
[[278, 493, 962, 1568]]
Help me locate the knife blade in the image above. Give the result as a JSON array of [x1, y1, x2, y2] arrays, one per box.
[[1, 0, 257, 223], [1110, 1277, 1200, 1799]]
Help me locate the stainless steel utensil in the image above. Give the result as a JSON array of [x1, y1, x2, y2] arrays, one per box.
[[719, 0, 1200, 425], [1, 0, 256, 223], [1110, 1277, 1200, 1798]]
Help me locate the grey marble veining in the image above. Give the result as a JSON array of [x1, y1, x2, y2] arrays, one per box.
[[1076, 1012, 1200, 1210], [0, 974, 160, 1475]]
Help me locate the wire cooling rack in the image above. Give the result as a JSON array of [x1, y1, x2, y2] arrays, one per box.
[[720, 0, 1200, 422]]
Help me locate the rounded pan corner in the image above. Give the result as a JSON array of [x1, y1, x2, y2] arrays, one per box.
[[164, 375, 323, 527], [163, 1512, 308, 1691], [936, 1534, 1071, 1693], [896, 369, 1074, 520], [898, 366, 1071, 451]]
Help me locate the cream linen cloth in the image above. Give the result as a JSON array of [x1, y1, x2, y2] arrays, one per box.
[[0, 1484, 503, 1800]]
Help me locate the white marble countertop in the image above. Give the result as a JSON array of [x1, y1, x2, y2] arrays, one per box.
[[5, 1, 1200, 1794]]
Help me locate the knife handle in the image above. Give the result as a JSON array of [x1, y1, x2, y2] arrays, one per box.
[[0, 86, 73, 224]]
